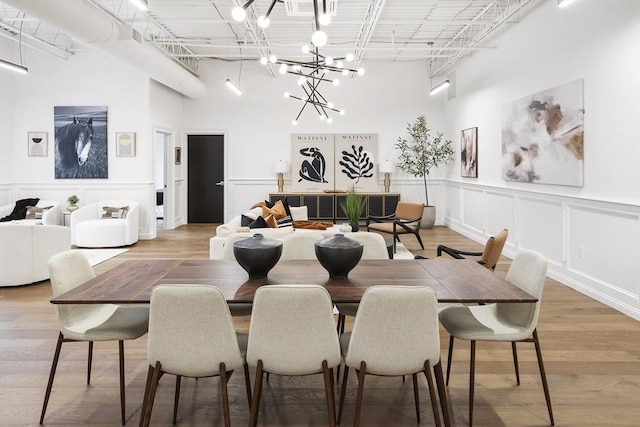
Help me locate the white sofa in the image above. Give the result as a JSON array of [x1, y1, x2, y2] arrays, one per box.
[[0, 223, 71, 286], [0, 199, 62, 225], [71, 199, 139, 248]]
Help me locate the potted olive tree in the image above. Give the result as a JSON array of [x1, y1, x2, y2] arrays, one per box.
[[340, 187, 366, 232], [395, 115, 453, 228]]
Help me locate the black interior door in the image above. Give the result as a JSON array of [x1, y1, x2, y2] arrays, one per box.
[[188, 134, 224, 223]]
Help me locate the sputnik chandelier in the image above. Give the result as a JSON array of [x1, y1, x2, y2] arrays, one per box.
[[261, 46, 365, 125]]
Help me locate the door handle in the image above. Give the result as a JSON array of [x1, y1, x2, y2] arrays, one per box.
[[215, 180, 224, 187]]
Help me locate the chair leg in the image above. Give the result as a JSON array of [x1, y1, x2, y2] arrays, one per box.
[[87, 341, 93, 385], [469, 341, 476, 427], [141, 361, 162, 427], [532, 330, 555, 426], [446, 335, 454, 386], [412, 373, 421, 423], [511, 342, 521, 386], [172, 375, 181, 424], [354, 361, 367, 427], [243, 363, 252, 407], [414, 230, 425, 249], [139, 365, 154, 427], [249, 360, 264, 427], [423, 361, 441, 427], [338, 365, 349, 425], [322, 360, 337, 427], [433, 361, 451, 427], [219, 363, 231, 427], [40, 332, 64, 424], [119, 340, 126, 425]]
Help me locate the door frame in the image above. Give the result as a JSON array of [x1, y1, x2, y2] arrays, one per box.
[[153, 126, 175, 231], [184, 129, 228, 224]]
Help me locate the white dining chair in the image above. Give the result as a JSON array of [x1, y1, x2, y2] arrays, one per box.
[[140, 284, 251, 427], [338, 285, 450, 427], [246, 284, 342, 427], [281, 231, 323, 260], [439, 249, 554, 426], [41, 250, 149, 425]]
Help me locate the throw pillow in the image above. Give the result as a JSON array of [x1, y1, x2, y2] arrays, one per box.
[[248, 216, 269, 229], [25, 205, 53, 220], [241, 214, 255, 227], [289, 206, 308, 221], [101, 206, 129, 219], [262, 213, 278, 228], [0, 198, 40, 222], [277, 215, 293, 228], [261, 200, 287, 221]]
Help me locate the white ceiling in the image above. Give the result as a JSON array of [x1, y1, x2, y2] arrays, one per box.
[[0, 0, 539, 78]]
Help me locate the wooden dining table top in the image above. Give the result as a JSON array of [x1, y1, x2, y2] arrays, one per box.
[[50, 258, 537, 305]]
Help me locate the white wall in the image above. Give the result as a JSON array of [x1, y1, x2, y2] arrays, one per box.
[[443, 0, 640, 319]]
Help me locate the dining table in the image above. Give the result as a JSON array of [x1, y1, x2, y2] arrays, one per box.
[[50, 258, 537, 305]]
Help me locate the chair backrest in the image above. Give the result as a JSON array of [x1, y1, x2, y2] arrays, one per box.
[[344, 285, 440, 376], [395, 202, 423, 224], [346, 232, 389, 259], [480, 229, 509, 269], [48, 250, 99, 328], [147, 284, 245, 377], [497, 249, 548, 334], [281, 232, 323, 260], [247, 284, 341, 375]]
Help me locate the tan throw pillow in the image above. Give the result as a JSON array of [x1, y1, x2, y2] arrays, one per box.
[[25, 205, 52, 220], [101, 206, 129, 219], [262, 213, 278, 228], [261, 200, 287, 221]]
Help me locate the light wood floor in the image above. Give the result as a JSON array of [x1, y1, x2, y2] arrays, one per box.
[[1, 225, 638, 426]]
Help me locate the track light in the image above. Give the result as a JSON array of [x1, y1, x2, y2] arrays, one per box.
[[429, 80, 450, 95], [128, 0, 148, 11], [0, 58, 28, 74], [225, 79, 242, 95]]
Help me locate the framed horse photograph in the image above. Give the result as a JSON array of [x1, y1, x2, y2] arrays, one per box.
[[54, 106, 108, 179]]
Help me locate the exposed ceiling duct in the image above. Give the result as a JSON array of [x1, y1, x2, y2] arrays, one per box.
[[2, 0, 207, 99]]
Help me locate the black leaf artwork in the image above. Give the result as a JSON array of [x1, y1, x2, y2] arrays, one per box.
[[339, 145, 374, 184]]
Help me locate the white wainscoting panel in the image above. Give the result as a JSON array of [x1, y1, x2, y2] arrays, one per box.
[[485, 191, 516, 239], [462, 187, 484, 233], [445, 185, 461, 226], [518, 196, 564, 266]]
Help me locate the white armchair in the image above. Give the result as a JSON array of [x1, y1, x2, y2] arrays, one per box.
[[71, 199, 139, 248]]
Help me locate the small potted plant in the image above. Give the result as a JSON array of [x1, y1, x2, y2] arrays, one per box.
[[67, 194, 79, 212], [340, 187, 366, 232], [396, 115, 453, 228]]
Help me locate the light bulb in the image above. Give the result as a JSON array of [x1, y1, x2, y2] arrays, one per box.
[[345, 53, 354, 62], [312, 30, 327, 47], [268, 54, 277, 63], [340, 109, 346, 115], [301, 44, 310, 54], [357, 67, 365, 76], [297, 77, 307, 85], [336, 60, 344, 68], [284, 92, 290, 98], [319, 115, 325, 120], [257, 15, 270, 28], [327, 117, 333, 123], [342, 69, 349, 76], [319, 13, 331, 26], [279, 64, 288, 74], [325, 56, 333, 65], [259, 57, 268, 65], [327, 102, 334, 109], [292, 120, 298, 126], [332, 79, 340, 86], [231, 6, 246, 21]]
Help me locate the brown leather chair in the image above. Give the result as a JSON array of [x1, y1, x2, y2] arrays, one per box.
[[437, 229, 508, 270], [366, 202, 424, 253]]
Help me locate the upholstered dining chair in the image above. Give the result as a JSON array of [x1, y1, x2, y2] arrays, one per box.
[[439, 249, 554, 427], [437, 228, 509, 270], [41, 250, 149, 425], [281, 232, 324, 260], [140, 284, 251, 427], [334, 232, 390, 336], [246, 284, 342, 427], [338, 286, 450, 427], [366, 201, 424, 253]]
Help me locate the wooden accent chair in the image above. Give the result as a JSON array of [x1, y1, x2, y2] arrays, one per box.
[[42, 250, 149, 425], [439, 250, 554, 427], [338, 286, 451, 427], [140, 284, 251, 427], [366, 201, 424, 253], [437, 228, 509, 270]]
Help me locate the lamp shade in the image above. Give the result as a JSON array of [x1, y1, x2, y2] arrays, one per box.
[[379, 160, 394, 173], [274, 160, 290, 173]]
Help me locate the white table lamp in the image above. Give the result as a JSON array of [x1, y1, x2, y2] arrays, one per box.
[[379, 160, 394, 193], [274, 160, 290, 193]]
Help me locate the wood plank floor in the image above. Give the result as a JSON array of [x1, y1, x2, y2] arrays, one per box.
[[1, 225, 638, 426]]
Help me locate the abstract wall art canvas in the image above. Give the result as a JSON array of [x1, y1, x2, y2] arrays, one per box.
[[27, 132, 48, 157], [461, 127, 478, 178], [334, 133, 378, 192], [290, 134, 335, 192], [54, 106, 108, 179], [502, 79, 584, 186], [116, 132, 135, 157]]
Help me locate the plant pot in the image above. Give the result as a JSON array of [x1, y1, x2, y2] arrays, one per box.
[[349, 220, 359, 232], [232, 234, 283, 279], [421, 205, 436, 229], [315, 234, 363, 279], [67, 204, 79, 212]]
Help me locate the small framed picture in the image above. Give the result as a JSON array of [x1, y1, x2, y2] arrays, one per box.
[[461, 127, 478, 178], [175, 147, 182, 165], [116, 132, 136, 157], [28, 132, 48, 156]]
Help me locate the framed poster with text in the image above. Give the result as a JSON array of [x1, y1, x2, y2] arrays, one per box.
[[334, 133, 378, 192], [290, 134, 335, 192]]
